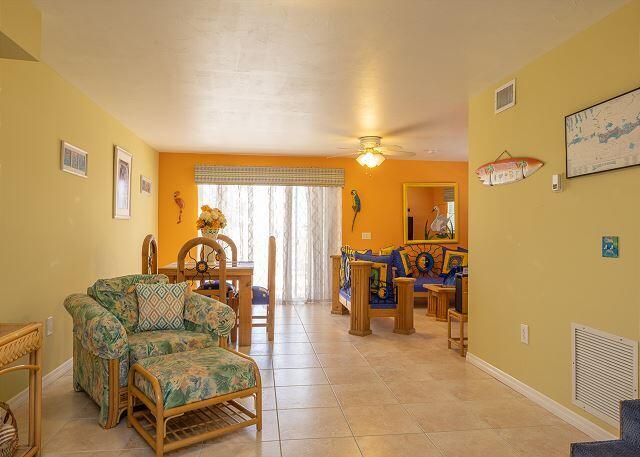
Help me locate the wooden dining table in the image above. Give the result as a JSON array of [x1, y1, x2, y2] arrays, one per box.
[[159, 260, 255, 346]]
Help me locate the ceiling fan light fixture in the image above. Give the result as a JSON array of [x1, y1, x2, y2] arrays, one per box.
[[356, 151, 385, 168]]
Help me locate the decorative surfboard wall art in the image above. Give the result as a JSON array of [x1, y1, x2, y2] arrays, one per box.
[[475, 151, 544, 186]]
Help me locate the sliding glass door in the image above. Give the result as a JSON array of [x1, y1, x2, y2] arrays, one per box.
[[198, 184, 341, 302]]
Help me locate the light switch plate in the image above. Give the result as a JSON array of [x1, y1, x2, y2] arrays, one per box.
[[46, 316, 54, 336], [361, 232, 371, 240]]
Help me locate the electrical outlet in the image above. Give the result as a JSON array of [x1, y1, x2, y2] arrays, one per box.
[[361, 232, 371, 240], [520, 323, 529, 344], [46, 316, 54, 336]]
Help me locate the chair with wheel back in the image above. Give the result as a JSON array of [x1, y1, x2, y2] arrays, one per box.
[[177, 237, 227, 305], [141, 234, 158, 274]]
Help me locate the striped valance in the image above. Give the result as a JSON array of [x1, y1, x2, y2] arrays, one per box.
[[195, 165, 345, 187]]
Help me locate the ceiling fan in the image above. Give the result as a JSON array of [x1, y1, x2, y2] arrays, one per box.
[[330, 136, 416, 168]]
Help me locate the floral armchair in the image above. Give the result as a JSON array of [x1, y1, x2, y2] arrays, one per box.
[[64, 274, 235, 428]]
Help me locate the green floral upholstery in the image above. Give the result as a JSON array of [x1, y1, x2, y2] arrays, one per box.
[[64, 294, 129, 359], [183, 292, 236, 338], [127, 330, 215, 365], [65, 275, 236, 428], [134, 347, 257, 409], [87, 274, 169, 332]]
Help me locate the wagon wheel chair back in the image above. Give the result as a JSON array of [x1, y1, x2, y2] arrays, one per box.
[[177, 237, 227, 305]]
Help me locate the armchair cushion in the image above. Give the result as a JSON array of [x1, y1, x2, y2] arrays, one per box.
[[183, 292, 236, 338], [88, 274, 169, 332], [127, 330, 215, 365], [64, 293, 128, 359]]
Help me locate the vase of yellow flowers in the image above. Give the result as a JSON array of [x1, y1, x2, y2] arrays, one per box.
[[196, 205, 227, 240]]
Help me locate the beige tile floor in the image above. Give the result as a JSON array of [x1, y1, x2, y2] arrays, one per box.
[[14, 301, 590, 457]]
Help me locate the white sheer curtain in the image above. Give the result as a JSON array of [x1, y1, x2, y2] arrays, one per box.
[[198, 184, 342, 302]]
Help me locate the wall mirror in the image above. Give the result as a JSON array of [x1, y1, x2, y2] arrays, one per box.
[[403, 182, 458, 244]]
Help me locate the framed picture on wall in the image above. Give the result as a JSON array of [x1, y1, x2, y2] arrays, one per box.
[[60, 141, 88, 178], [565, 86, 640, 179], [113, 146, 132, 219], [140, 175, 152, 195]]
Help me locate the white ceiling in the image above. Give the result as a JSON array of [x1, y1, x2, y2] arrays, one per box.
[[34, 0, 627, 160]]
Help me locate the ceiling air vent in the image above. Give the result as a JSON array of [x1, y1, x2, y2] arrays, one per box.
[[572, 323, 638, 426], [495, 79, 516, 113]]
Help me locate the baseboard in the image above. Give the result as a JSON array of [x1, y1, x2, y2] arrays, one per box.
[[466, 352, 616, 441], [6, 357, 73, 409]]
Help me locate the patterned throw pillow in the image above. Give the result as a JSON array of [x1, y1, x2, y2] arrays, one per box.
[[136, 282, 188, 332]]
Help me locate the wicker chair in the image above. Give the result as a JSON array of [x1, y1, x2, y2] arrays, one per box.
[[64, 272, 235, 429]]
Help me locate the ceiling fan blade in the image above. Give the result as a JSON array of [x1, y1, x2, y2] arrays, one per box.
[[377, 145, 403, 152], [380, 150, 416, 158], [327, 151, 359, 158]]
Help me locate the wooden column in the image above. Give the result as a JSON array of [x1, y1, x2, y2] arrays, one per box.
[[348, 261, 372, 337], [393, 277, 416, 335], [330, 255, 347, 315]]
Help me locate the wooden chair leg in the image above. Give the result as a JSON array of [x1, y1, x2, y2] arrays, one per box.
[[447, 310, 452, 349], [459, 317, 465, 357]]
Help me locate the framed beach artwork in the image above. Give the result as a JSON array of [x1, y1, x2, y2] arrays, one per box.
[[113, 146, 132, 219], [60, 141, 88, 178], [140, 175, 152, 195], [565, 86, 640, 179]]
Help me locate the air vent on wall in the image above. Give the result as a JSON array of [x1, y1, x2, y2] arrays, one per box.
[[572, 323, 638, 426], [495, 79, 516, 113]]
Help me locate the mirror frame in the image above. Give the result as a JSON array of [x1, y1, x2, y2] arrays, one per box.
[[403, 182, 459, 245]]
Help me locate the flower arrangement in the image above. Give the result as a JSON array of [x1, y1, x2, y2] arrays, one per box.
[[196, 205, 227, 234]]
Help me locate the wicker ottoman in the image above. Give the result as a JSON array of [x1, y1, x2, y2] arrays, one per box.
[[127, 347, 262, 457]]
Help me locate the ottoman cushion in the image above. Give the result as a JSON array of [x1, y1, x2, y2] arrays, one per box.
[[134, 347, 257, 409]]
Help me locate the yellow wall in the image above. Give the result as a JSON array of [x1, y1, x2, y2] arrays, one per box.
[[0, 3, 158, 400], [158, 153, 468, 265], [468, 0, 640, 434]]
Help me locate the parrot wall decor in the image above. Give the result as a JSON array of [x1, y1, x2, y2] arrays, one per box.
[[173, 191, 185, 224], [350, 189, 361, 232]]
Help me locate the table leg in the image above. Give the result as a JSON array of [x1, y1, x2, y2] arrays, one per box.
[[436, 293, 449, 322], [238, 275, 253, 346], [427, 292, 436, 317]]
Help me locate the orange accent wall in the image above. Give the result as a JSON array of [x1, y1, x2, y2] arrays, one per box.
[[158, 153, 468, 265]]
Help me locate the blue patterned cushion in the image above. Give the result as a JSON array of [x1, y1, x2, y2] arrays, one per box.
[[136, 282, 187, 332], [354, 253, 394, 300], [252, 286, 270, 305]]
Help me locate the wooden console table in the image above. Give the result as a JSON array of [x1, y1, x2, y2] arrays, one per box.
[[0, 323, 43, 457]]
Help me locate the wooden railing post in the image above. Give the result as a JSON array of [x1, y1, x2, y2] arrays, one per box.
[[393, 277, 416, 335], [330, 255, 346, 315], [348, 261, 372, 336]]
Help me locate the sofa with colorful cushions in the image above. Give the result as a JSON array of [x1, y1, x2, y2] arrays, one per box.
[[332, 244, 468, 307], [381, 243, 468, 299], [64, 274, 236, 429], [330, 247, 416, 336]]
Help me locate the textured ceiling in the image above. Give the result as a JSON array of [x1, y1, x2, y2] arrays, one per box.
[[34, 0, 627, 160]]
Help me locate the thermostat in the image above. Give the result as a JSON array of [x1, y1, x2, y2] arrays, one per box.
[[552, 174, 562, 192]]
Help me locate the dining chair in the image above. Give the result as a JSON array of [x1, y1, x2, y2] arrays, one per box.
[[203, 234, 240, 342], [251, 236, 276, 341], [177, 237, 227, 304], [141, 234, 158, 274]]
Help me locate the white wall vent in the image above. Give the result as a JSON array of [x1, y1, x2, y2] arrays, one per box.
[[494, 79, 516, 113], [572, 323, 638, 426]]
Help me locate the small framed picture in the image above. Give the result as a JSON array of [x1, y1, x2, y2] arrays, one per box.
[[113, 146, 132, 219], [60, 141, 88, 177], [140, 175, 152, 195], [602, 236, 619, 258]]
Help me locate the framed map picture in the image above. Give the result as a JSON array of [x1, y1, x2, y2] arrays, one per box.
[[113, 146, 132, 219], [565, 86, 640, 178]]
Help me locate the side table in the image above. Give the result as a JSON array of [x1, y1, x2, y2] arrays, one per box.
[[0, 323, 43, 457]]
